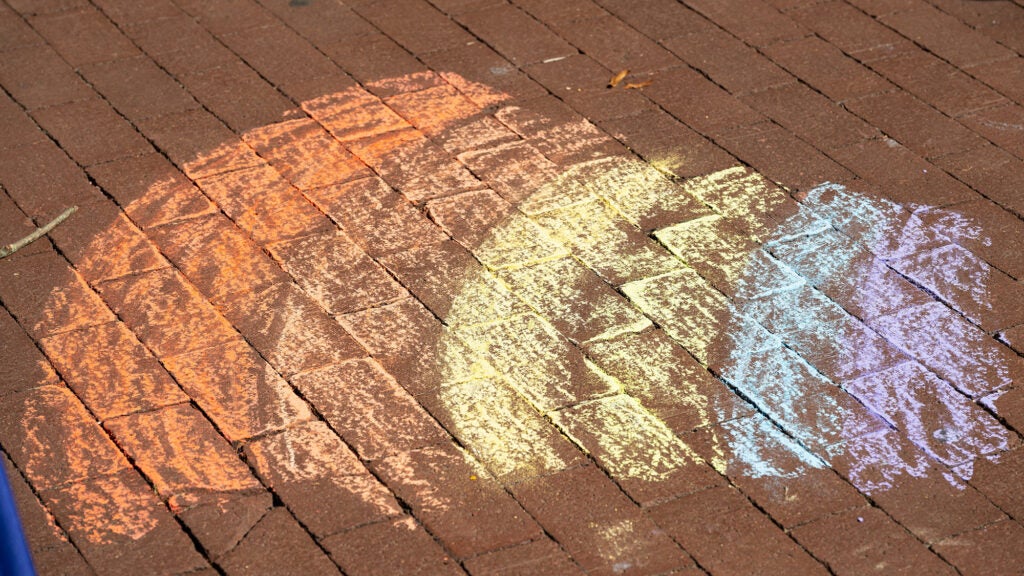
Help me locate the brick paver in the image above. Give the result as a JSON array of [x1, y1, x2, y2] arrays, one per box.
[[1, 0, 1023, 574]]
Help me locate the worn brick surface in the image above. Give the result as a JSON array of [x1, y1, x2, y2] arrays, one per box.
[[3, 0, 1024, 573]]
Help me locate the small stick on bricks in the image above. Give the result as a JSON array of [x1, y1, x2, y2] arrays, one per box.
[[0, 206, 78, 259]]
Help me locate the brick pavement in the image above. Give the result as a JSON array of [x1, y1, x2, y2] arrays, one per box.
[[1, 0, 1023, 574]]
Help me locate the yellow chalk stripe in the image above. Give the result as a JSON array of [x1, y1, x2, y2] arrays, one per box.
[[552, 395, 703, 483], [532, 198, 682, 285], [453, 314, 618, 412], [681, 167, 793, 238], [438, 378, 577, 483], [472, 211, 569, 270], [444, 267, 530, 328], [621, 268, 780, 364], [498, 257, 652, 344]]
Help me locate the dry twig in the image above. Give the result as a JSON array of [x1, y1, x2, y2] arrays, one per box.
[[0, 206, 78, 259]]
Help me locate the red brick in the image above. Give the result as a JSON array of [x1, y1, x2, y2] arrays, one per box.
[[831, 138, 975, 207], [644, 66, 765, 135], [304, 177, 448, 257], [30, 7, 140, 65], [242, 118, 371, 191], [2, 454, 90, 576], [457, 3, 577, 65], [79, 56, 200, 122], [349, 128, 484, 203], [378, 236, 528, 319], [174, 0, 277, 34], [0, 92, 48, 151], [162, 339, 313, 441], [959, 102, 1024, 159], [417, 378, 585, 485], [684, 0, 807, 46], [436, 115, 520, 160], [149, 213, 288, 304], [0, 385, 127, 490], [788, 0, 910, 61], [124, 14, 237, 75], [38, 322, 187, 420], [981, 387, 1024, 440], [379, 239, 489, 320], [195, 163, 334, 244], [0, 44, 93, 109], [648, 485, 828, 575], [586, 329, 752, 429], [740, 82, 879, 153], [419, 42, 547, 107], [87, 153, 218, 230], [966, 448, 1024, 522], [510, 0, 603, 29], [456, 140, 561, 205], [868, 50, 1006, 117], [268, 229, 407, 314], [354, 0, 472, 54], [493, 95, 625, 166], [29, 97, 151, 166], [969, 57, 1024, 107], [933, 145, 1024, 217], [512, 464, 693, 575], [220, 23, 339, 89], [0, 140, 105, 220], [524, 55, 656, 122], [41, 469, 207, 575], [339, 297, 451, 395], [933, 519, 1024, 575], [105, 403, 262, 507], [322, 516, 464, 576], [557, 13, 679, 72], [596, 109, 737, 179], [463, 538, 585, 576], [293, 359, 449, 460], [322, 33, 444, 98], [1003, 324, 1024, 354], [0, 307, 58, 396], [220, 282, 365, 377], [0, 8, 43, 52], [176, 492, 272, 560], [372, 442, 541, 558], [827, 430, 1006, 543], [768, 36, 892, 101], [301, 85, 410, 142], [791, 506, 956, 575], [664, 26, 792, 94], [881, 4, 1015, 68], [597, 0, 706, 42], [891, 244, 1024, 332], [135, 109, 262, 179], [218, 507, 341, 575], [846, 90, 987, 159], [682, 415, 865, 528], [0, 250, 115, 339], [90, 0, 182, 24], [177, 60, 300, 132], [0, 189, 45, 258], [257, 0, 375, 47], [48, 199, 169, 283], [96, 268, 237, 357], [717, 122, 855, 191], [426, 188, 513, 248], [244, 421, 402, 537], [555, 396, 724, 504], [385, 84, 483, 138]]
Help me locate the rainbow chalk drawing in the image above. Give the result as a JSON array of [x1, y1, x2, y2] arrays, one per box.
[[26, 73, 1021, 559], [438, 156, 1016, 494]]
